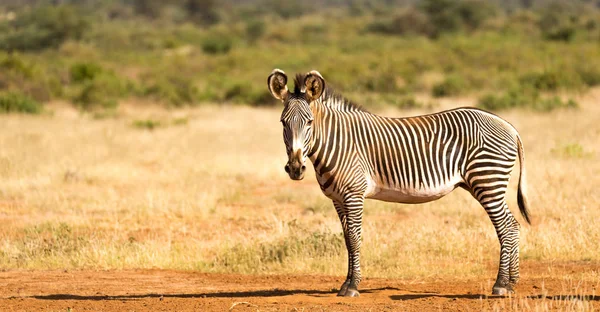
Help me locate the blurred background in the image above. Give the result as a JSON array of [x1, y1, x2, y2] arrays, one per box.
[[1, 0, 599, 114]]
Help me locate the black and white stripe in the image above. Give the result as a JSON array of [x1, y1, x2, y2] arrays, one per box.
[[268, 69, 531, 297]]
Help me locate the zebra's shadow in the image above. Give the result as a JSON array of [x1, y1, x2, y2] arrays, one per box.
[[390, 293, 600, 301]]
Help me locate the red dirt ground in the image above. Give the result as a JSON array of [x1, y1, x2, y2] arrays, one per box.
[[1, 262, 599, 311]]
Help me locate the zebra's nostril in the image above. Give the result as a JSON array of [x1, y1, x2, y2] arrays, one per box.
[[285, 165, 290, 173], [301, 165, 306, 171]]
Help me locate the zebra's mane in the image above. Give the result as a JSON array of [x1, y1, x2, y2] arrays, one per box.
[[293, 73, 367, 112]]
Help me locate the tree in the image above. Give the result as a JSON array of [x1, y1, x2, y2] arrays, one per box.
[[184, 0, 219, 26]]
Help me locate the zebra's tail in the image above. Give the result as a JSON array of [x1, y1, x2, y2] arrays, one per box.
[[516, 135, 532, 225]]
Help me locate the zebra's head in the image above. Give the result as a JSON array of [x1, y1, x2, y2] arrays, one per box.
[[267, 69, 325, 180]]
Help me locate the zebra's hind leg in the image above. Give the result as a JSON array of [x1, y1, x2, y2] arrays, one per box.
[[333, 198, 364, 297], [473, 189, 521, 295]]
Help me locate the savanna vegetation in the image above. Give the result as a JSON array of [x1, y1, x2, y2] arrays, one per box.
[[0, 0, 599, 114]]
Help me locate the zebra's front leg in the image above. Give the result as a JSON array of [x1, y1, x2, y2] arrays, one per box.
[[333, 197, 364, 297]]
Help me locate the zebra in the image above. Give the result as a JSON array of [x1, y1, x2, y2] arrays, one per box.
[[267, 69, 531, 297]]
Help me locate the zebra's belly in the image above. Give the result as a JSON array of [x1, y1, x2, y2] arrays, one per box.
[[365, 175, 462, 204], [366, 181, 460, 204]]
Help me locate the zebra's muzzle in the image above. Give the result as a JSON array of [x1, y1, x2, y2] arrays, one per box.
[[285, 163, 306, 180]]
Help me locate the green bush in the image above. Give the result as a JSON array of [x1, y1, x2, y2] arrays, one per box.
[[432, 75, 467, 97], [577, 67, 600, 87], [144, 75, 199, 106], [363, 71, 399, 93], [0, 91, 43, 114], [72, 74, 131, 110], [132, 119, 161, 130], [222, 82, 275, 106], [366, 9, 432, 37], [246, 20, 266, 44], [70, 62, 104, 84], [538, 3, 579, 42], [201, 35, 232, 55], [478, 89, 577, 112], [0, 5, 89, 52], [519, 70, 583, 91]]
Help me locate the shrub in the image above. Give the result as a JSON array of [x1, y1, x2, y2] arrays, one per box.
[[366, 8, 432, 37], [418, 0, 463, 37], [185, 0, 220, 26], [363, 71, 399, 93], [577, 67, 600, 87], [144, 75, 199, 106], [519, 70, 583, 91], [201, 35, 232, 55], [456, 0, 498, 31], [72, 74, 131, 110], [245, 19, 265, 44], [133, 119, 161, 130], [70, 62, 103, 84], [222, 82, 275, 106], [432, 75, 467, 97], [551, 143, 592, 159], [478, 89, 577, 112], [0, 91, 43, 114], [0, 5, 89, 52]]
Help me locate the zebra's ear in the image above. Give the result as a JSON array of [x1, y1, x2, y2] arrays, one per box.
[[267, 69, 288, 101], [304, 70, 325, 102]]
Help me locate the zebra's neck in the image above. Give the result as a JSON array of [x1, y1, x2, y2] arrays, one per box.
[[307, 94, 366, 172]]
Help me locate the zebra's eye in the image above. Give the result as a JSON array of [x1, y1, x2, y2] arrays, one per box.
[[307, 120, 313, 126]]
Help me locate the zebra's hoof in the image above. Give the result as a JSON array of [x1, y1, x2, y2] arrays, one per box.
[[337, 281, 350, 296], [492, 286, 514, 296], [340, 288, 360, 297]]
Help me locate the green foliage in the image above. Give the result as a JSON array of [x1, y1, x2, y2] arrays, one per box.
[[246, 19, 266, 44], [432, 75, 467, 97], [222, 82, 275, 106], [264, 0, 310, 19], [419, 0, 464, 37], [143, 75, 199, 106], [538, 2, 580, 42], [576, 67, 600, 87], [201, 34, 232, 55], [185, 0, 220, 26], [551, 143, 593, 159], [0, 91, 42, 114], [70, 62, 104, 84], [519, 70, 583, 91], [456, 0, 498, 31], [0, 5, 89, 52], [478, 89, 577, 112], [367, 9, 432, 37], [72, 73, 132, 110], [132, 0, 164, 19], [132, 119, 161, 130]]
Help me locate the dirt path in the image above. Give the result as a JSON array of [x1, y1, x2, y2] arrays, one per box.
[[1, 262, 599, 311]]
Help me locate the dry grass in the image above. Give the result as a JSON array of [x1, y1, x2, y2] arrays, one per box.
[[0, 91, 599, 286]]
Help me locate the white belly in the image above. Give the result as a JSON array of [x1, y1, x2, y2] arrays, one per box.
[[365, 176, 462, 204]]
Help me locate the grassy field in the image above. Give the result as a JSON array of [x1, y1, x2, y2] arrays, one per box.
[[1, 89, 599, 281]]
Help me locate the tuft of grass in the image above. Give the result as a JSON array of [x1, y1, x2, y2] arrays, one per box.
[[132, 119, 161, 130], [172, 117, 189, 125], [0, 91, 43, 114], [211, 230, 344, 273], [551, 143, 593, 159]]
